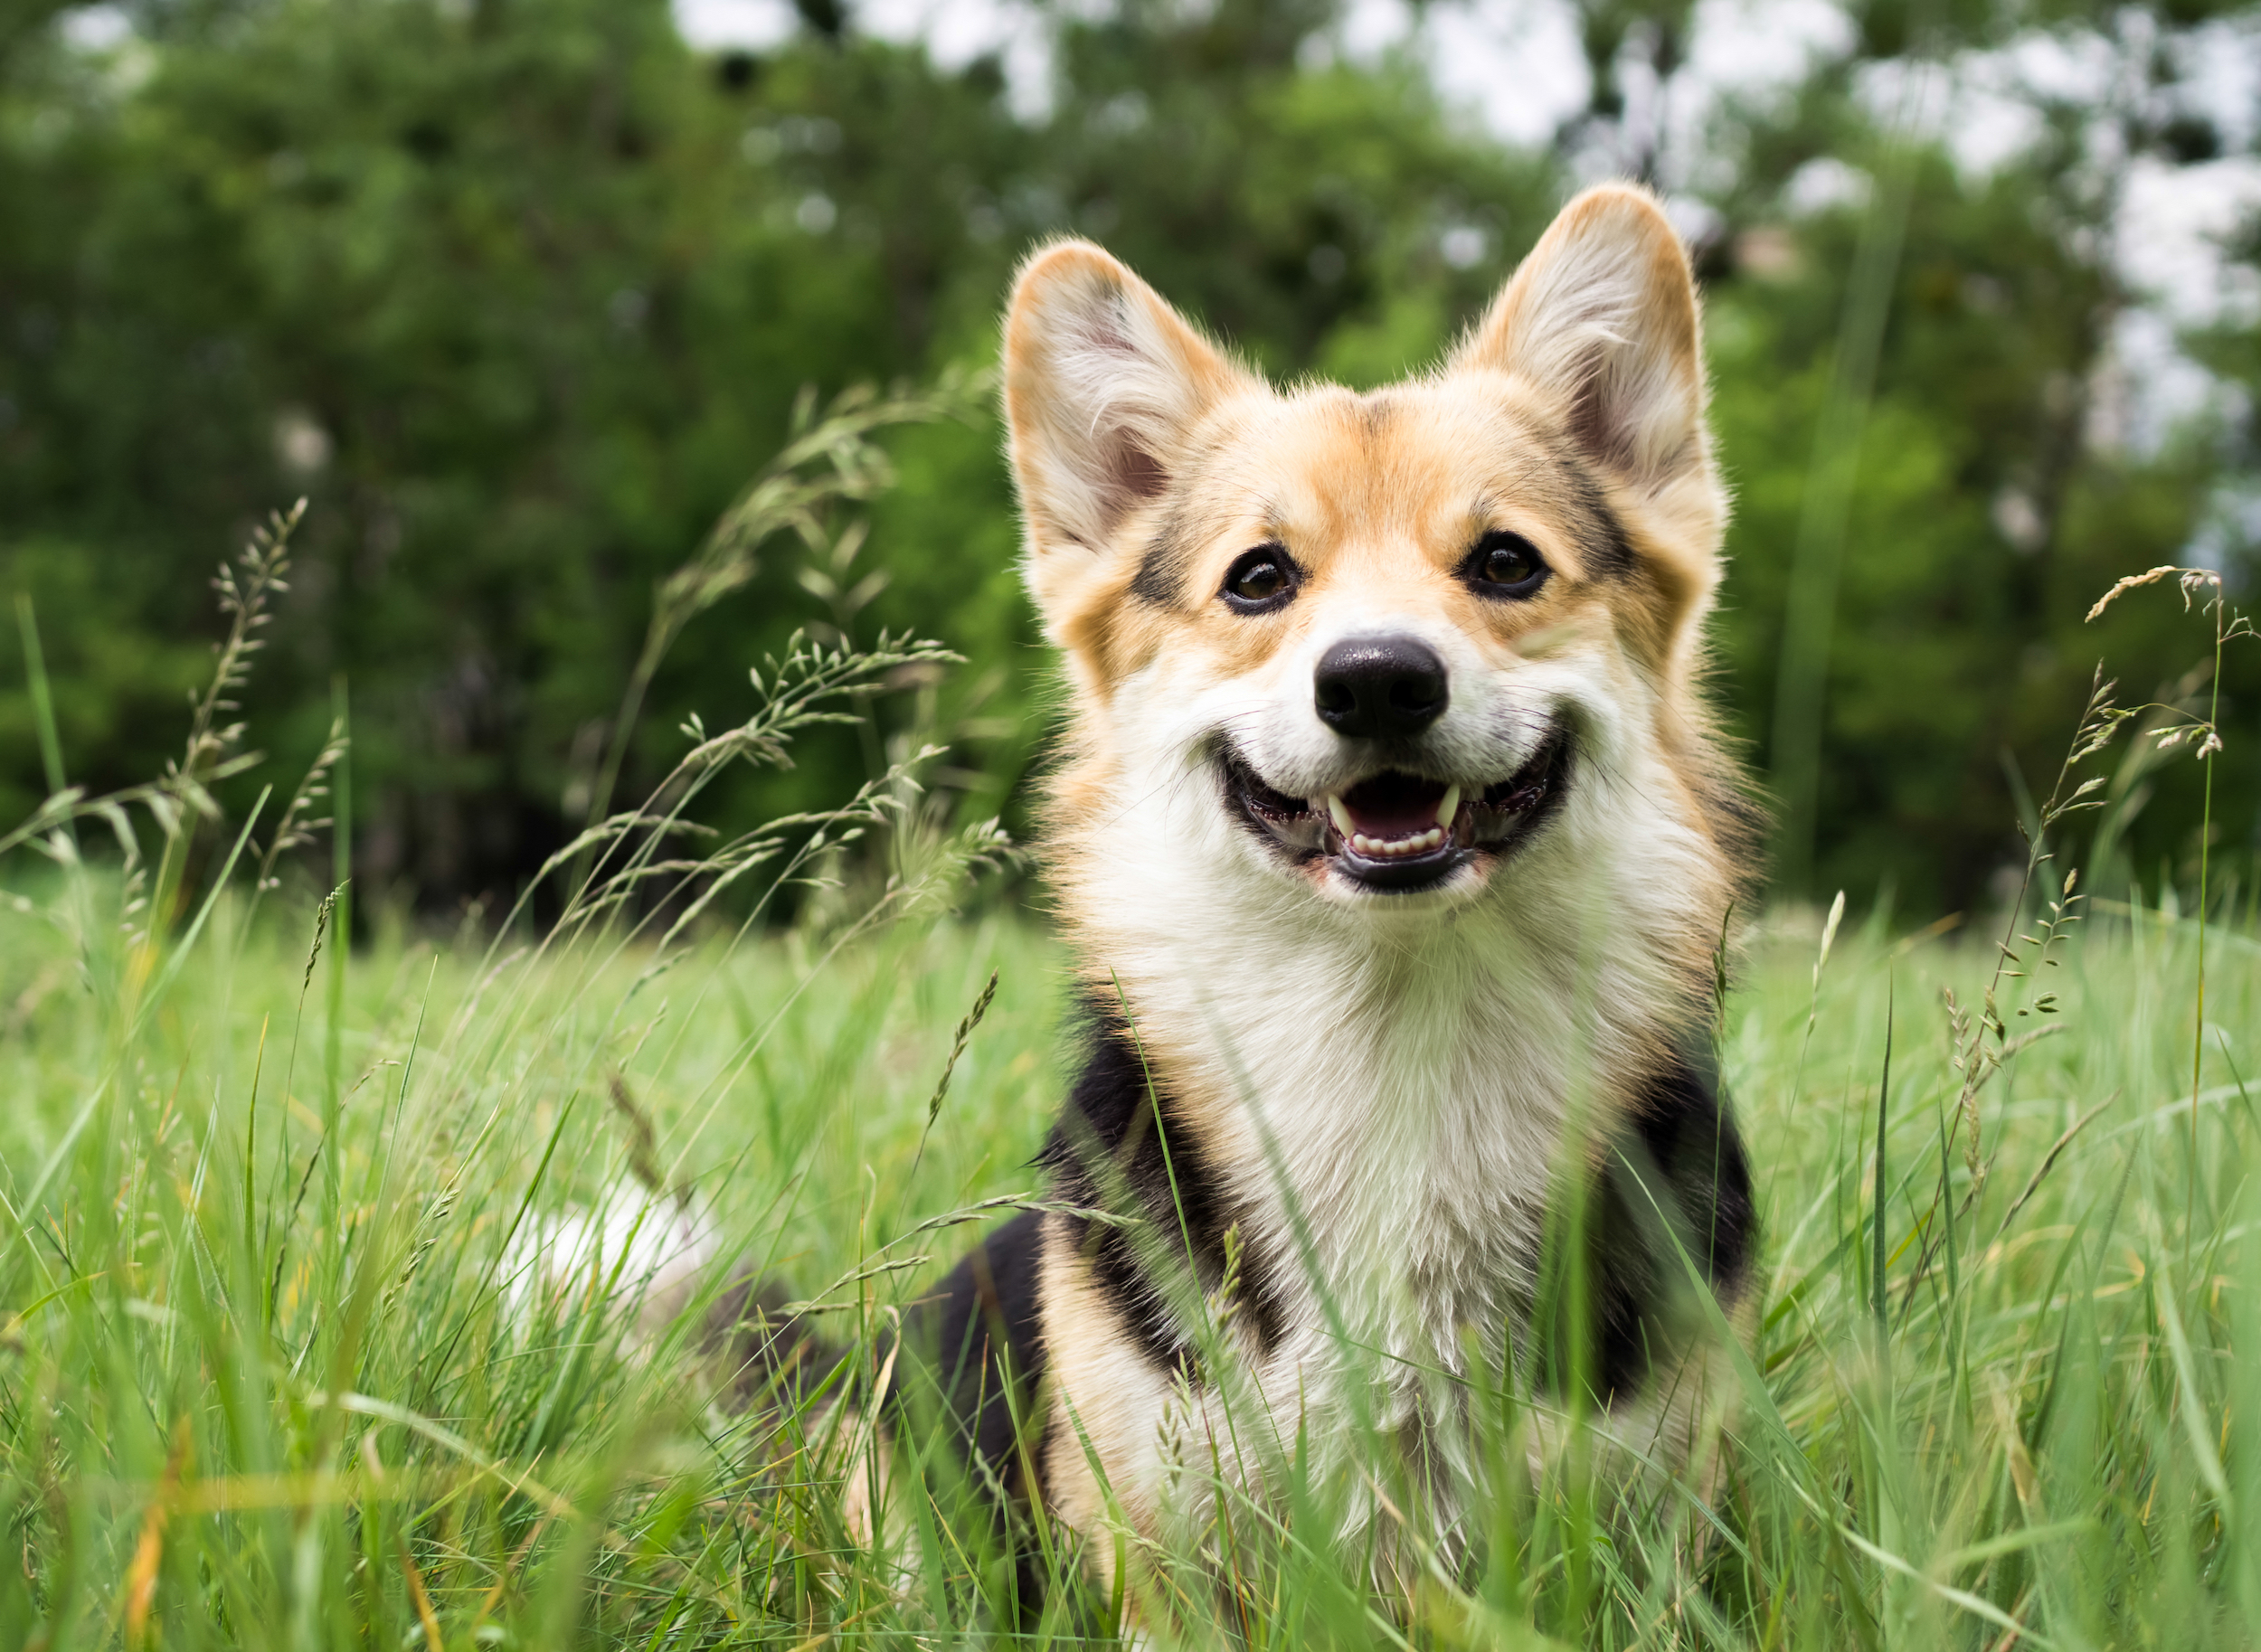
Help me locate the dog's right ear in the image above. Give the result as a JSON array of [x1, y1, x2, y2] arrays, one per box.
[[1003, 241, 1250, 615]]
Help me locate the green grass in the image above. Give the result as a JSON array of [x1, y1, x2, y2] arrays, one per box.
[[3, 847, 2260, 1647], [2, 518, 2256, 1647]]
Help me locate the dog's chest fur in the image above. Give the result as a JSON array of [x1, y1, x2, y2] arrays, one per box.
[[1190, 951, 1571, 1355], [1047, 866, 1687, 1425]]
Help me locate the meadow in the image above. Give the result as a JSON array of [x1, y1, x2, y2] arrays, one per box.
[[2, 584, 2257, 1647], [8, 4, 2261, 1642]]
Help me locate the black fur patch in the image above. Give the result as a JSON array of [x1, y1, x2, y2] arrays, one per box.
[[1550, 434, 1638, 582], [893, 1208, 1051, 1501], [901, 1210, 1059, 1620], [1036, 1004, 1283, 1376], [704, 1212, 1054, 1619], [1129, 524, 1188, 609], [701, 1215, 1049, 1492], [1129, 487, 1206, 611], [701, 1273, 850, 1410], [1575, 1043, 1755, 1402]]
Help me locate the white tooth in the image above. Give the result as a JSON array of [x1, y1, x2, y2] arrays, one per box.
[[1351, 833, 1374, 854], [1328, 796, 1356, 837], [1437, 786, 1461, 827]]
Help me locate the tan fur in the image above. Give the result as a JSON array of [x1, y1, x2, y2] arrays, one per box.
[[1001, 184, 1755, 1602]]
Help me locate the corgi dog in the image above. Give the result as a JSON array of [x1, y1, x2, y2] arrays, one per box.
[[722, 181, 1757, 1608]]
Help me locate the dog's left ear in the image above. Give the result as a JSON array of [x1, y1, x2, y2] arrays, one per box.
[[1455, 184, 1711, 505]]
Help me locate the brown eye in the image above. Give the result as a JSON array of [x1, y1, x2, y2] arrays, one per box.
[[1222, 544, 1298, 612], [1466, 531, 1547, 599]]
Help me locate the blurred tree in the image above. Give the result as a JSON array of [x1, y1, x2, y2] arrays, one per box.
[[1683, 0, 2261, 907], [0, 0, 2254, 916], [0, 0, 1557, 910], [0, 0, 1031, 902]]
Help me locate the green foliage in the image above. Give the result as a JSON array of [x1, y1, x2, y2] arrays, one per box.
[[0, 352, 2256, 1642], [0, 0, 2256, 913], [1704, 118, 2258, 909], [0, 0, 1557, 907], [5, 39, 2260, 1628], [5, 790, 2261, 1643]]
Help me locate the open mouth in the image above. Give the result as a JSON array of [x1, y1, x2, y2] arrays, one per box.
[[1222, 721, 1573, 892]]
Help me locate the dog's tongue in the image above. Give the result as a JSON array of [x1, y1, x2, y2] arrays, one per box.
[[1338, 772, 1448, 841]]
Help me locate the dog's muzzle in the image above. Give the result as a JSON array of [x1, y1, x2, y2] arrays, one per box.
[[1220, 717, 1573, 893]]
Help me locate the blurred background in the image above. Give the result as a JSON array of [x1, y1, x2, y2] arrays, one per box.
[[2, 0, 2256, 921]]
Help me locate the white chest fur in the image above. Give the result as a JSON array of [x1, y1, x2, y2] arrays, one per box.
[[1098, 874, 1698, 1443], [1054, 667, 1722, 1528]]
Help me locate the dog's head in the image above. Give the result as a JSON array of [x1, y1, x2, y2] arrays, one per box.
[[1004, 185, 1737, 925]]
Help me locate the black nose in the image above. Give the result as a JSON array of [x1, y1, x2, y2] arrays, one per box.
[[1313, 635, 1449, 739]]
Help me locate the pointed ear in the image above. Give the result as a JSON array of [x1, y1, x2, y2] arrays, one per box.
[[1455, 185, 1709, 499], [1003, 241, 1251, 566]]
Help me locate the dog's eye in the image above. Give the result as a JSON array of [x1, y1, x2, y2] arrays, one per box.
[[1465, 531, 1548, 599], [1221, 545, 1297, 612]]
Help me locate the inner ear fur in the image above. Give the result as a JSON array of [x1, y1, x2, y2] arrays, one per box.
[[1456, 184, 1711, 501], [1456, 184, 1723, 672], [1002, 241, 1253, 612]]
